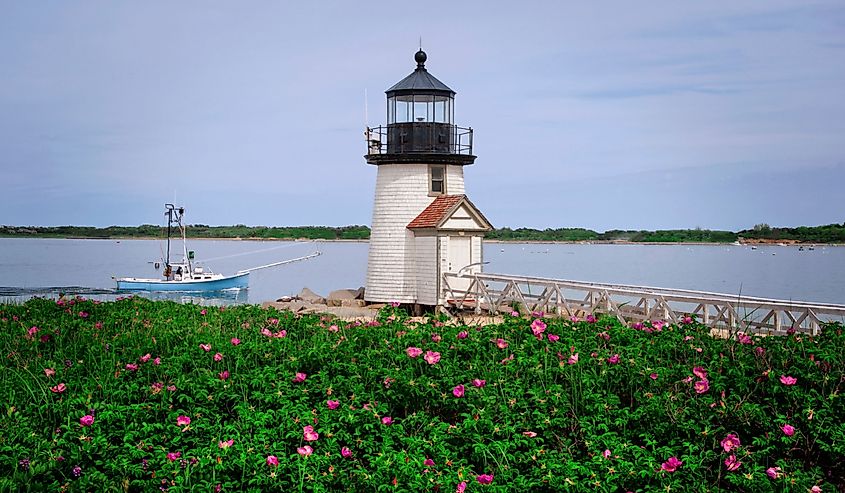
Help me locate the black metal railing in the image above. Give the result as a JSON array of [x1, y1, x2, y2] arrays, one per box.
[[365, 124, 473, 156]]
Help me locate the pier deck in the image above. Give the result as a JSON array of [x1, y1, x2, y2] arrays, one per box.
[[443, 272, 845, 335]]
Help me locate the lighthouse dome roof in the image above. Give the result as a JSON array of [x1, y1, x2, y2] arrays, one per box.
[[386, 50, 455, 97]]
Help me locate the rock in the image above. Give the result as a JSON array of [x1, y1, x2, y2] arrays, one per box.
[[297, 287, 326, 305], [327, 287, 365, 307]]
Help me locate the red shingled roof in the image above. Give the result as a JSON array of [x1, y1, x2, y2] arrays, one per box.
[[407, 195, 465, 229]]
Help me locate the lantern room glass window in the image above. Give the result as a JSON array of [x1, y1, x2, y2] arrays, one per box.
[[388, 95, 453, 124]]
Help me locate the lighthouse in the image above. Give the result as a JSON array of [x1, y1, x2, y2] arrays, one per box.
[[364, 50, 492, 308]]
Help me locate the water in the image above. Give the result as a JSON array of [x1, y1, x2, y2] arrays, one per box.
[[0, 238, 842, 305]]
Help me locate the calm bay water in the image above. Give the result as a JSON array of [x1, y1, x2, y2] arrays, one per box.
[[0, 238, 843, 305]]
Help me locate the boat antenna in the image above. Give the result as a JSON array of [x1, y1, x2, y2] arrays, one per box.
[[164, 203, 176, 278]]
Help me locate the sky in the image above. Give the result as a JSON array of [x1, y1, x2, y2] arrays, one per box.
[[1, 1, 843, 232]]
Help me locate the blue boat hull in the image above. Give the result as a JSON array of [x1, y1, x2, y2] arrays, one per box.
[[116, 272, 249, 292]]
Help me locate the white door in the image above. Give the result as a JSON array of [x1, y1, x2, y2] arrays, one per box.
[[447, 236, 472, 296]]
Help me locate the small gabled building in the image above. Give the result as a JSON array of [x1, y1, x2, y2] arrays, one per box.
[[364, 50, 491, 309], [406, 194, 492, 306]]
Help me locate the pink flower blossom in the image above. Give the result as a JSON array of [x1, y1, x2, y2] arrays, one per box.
[[510, 310, 519, 317], [682, 316, 693, 324], [218, 370, 230, 380], [423, 351, 441, 365], [266, 455, 279, 466], [293, 372, 307, 383], [213, 352, 223, 362], [737, 332, 753, 345], [694, 379, 710, 394], [649, 373, 658, 380], [274, 330, 287, 338], [602, 449, 611, 459], [200, 309, 207, 316], [720, 434, 741, 452], [457, 331, 468, 339], [140, 353, 151, 363], [260, 328, 273, 337], [781, 424, 795, 436], [406, 347, 423, 358], [167, 452, 181, 461], [496, 338, 508, 349], [381, 416, 393, 425], [661, 456, 682, 472], [547, 334, 560, 342], [431, 333, 442, 342], [811, 486, 822, 492], [199, 344, 211, 352], [176, 415, 191, 426], [779, 375, 797, 386], [452, 384, 465, 398], [341, 446, 352, 458], [530, 319, 547, 337], [303, 425, 319, 442], [607, 354, 620, 364], [586, 314, 597, 323], [472, 379, 486, 388], [568, 353, 579, 365], [570, 316, 580, 323], [522, 431, 537, 438], [692, 367, 708, 379], [153, 357, 161, 365], [78, 311, 89, 318], [125, 363, 139, 372], [218, 439, 234, 449], [476, 474, 494, 484], [724, 455, 741, 471], [79, 415, 94, 427], [44, 368, 56, 377], [424, 458, 435, 466], [230, 338, 240, 345], [766, 466, 782, 479], [50, 382, 67, 393], [297, 446, 313, 456], [327, 400, 340, 410], [755, 346, 766, 357], [456, 481, 467, 493]]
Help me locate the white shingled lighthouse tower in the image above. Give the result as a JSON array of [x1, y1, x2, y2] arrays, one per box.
[[364, 50, 492, 308]]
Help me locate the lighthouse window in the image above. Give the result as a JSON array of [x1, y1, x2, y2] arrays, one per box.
[[429, 165, 445, 195]]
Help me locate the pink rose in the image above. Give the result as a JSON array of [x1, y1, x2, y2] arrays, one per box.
[[230, 338, 240, 345], [327, 400, 340, 410], [406, 347, 423, 358], [781, 424, 795, 436], [303, 425, 319, 442], [381, 416, 393, 425], [297, 446, 313, 456], [176, 415, 191, 426], [472, 379, 486, 388], [341, 446, 352, 458], [266, 455, 279, 466], [694, 379, 710, 394], [720, 434, 741, 452], [423, 351, 441, 365], [452, 385, 465, 398], [661, 456, 682, 472], [79, 415, 94, 427], [293, 372, 307, 383], [779, 375, 797, 386], [476, 474, 494, 484]]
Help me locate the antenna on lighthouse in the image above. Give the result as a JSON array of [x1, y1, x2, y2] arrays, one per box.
[[364, 88, 368, 126]]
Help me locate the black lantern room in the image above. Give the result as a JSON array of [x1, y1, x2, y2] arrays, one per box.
[[366, 50, 475, 165]]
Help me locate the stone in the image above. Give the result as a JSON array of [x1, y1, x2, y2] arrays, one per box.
[[297, 287, 326, 305]]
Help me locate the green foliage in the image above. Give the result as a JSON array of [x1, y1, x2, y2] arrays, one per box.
[[1, 299, 843, 491], [2, 223, 844, 243]]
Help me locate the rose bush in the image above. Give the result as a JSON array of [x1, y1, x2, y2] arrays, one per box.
[[0, 296, 842, 492]]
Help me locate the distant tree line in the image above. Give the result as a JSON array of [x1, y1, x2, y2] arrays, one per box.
[[1, 223, 844, 243]]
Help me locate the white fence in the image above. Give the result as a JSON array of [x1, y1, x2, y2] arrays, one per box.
[[442, 272, 845, 335]]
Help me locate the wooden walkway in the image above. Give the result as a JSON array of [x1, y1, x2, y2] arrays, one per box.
[[442, 272, 845, 335]]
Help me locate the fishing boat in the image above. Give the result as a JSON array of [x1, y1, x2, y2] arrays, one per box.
[[114, 205, 249, 292]]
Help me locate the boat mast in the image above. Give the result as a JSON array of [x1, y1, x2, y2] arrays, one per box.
[[164, 204, 175, 274]]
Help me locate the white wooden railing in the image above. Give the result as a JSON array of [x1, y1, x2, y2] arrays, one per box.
[[442, 272, 845, 335]]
